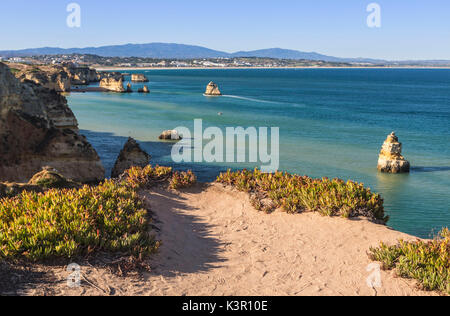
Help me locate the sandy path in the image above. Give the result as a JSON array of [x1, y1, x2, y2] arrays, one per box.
[[6, 184, 436, 296]]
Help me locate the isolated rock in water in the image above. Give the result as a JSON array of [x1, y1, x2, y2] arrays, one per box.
[[204, 81, 222, 96], [0, 62, 105, 183], [126, 83, 133, 93], [99, 75, 125, 92], [159, 130, 182, 140], [111, 138, 151, 178], [131, 73, 149, 82], [378, 132, 410, 173], [138, 85, 150, 93]]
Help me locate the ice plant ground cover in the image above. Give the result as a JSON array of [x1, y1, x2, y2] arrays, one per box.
[[369, 228, 450, 295], [217, 169, 386, 221], [0, 165, 197, 262]]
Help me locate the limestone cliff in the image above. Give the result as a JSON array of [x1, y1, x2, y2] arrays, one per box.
[[99, 74, 125, 92], [10, 63, 106, 92], [63, 65, 102, 85], [0, 62, 105, 183], [11, 64, 72, 92], [378, 132, 410, 173], [204, 81, 222, 96], [131, 74, 149, 82], [111, 138, 151, 178]]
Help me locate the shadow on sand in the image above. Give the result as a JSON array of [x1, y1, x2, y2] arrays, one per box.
[[0, 263, 56, 296], [82, 129, 228, 276], [141, 185, 226, 277]]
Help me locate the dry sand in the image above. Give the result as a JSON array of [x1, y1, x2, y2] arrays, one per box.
[[1, 184, 437, 296]]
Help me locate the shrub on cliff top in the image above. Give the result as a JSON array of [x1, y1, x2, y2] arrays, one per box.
[[217, 169, 386, 221], [369, 228, 450, 295], [0, 180, 158, 261], [123, 165, 197, 190]]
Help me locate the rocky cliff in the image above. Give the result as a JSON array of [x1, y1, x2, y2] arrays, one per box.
[[0, 62, 105, 183], [378, 132, 410, 173], [111, 138, 151, 178], [9, 63, 107, 92], [99, 74, 125, 92], [63, 65, 102, 85], [204, 81, 222, 96], [131, 73, 149, 82]]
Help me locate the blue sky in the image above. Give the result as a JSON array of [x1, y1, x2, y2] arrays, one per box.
[[1, 0, 449, 60]]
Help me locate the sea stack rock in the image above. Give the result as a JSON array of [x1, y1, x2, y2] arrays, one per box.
[[111, 138, 151, 178], [131, 74, 149, 82], [159, 130, 182, 141], [204, 81, 222, 96], [126, 83, 133, 93], [99, 76, 125, 92], [378, 132, 410, 173], [138, 85, 150, 93]]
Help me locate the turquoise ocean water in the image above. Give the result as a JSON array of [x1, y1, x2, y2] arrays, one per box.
[[67, 69, 450, 238]]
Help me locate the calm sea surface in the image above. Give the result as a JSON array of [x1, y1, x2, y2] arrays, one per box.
[[67, 69, 450, 238]]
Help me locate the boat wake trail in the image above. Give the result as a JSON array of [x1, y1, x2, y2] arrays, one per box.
[[223, 95, 305, 108]]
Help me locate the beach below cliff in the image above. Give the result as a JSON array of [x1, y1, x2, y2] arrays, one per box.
[[2, 183, 436, 296]]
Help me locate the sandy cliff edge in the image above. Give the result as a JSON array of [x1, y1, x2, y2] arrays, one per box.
[[3, 183, 436, 296]]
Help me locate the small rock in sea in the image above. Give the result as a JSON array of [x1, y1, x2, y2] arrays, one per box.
[[159, 130, 182, 141], [138, 85, 150, 93], [126, 83, 133, 93], [204, 81, 222, 96], [377, 132, 410, 173], [111, 138, 151, 178]]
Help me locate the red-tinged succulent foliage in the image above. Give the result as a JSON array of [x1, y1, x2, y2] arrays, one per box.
[[217, 168, 386, 221], [369, 228, 449, 295], [0, 180, 158, 261]]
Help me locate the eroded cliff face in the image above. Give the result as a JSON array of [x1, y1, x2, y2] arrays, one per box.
[[10, 63, 105, 92], [0, 62, 105, 183], [131, 73, 149, 82], [111, 137, 151, 178], [99, 73, 125, 92], [64, 66, 102, 85]]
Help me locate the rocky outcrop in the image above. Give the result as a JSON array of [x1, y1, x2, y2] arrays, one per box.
[[99, 75, 125, 92], [28, 167, 79, 189], [63, 65, 102, 85], [111, 138, 151, 178], [0, 62, 105, 183], [138, 85, 150, 93], [131, 74, 149, 82], [159, 130, 182, 140], [21, 69, 71, 92], [11, 64, 72, 92], [126, 83, 133, 93], [378, 132, 410, 173], [204, 81, 222, 96]]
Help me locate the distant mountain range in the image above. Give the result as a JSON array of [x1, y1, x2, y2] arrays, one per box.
[[1, 43, 449, 64]]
